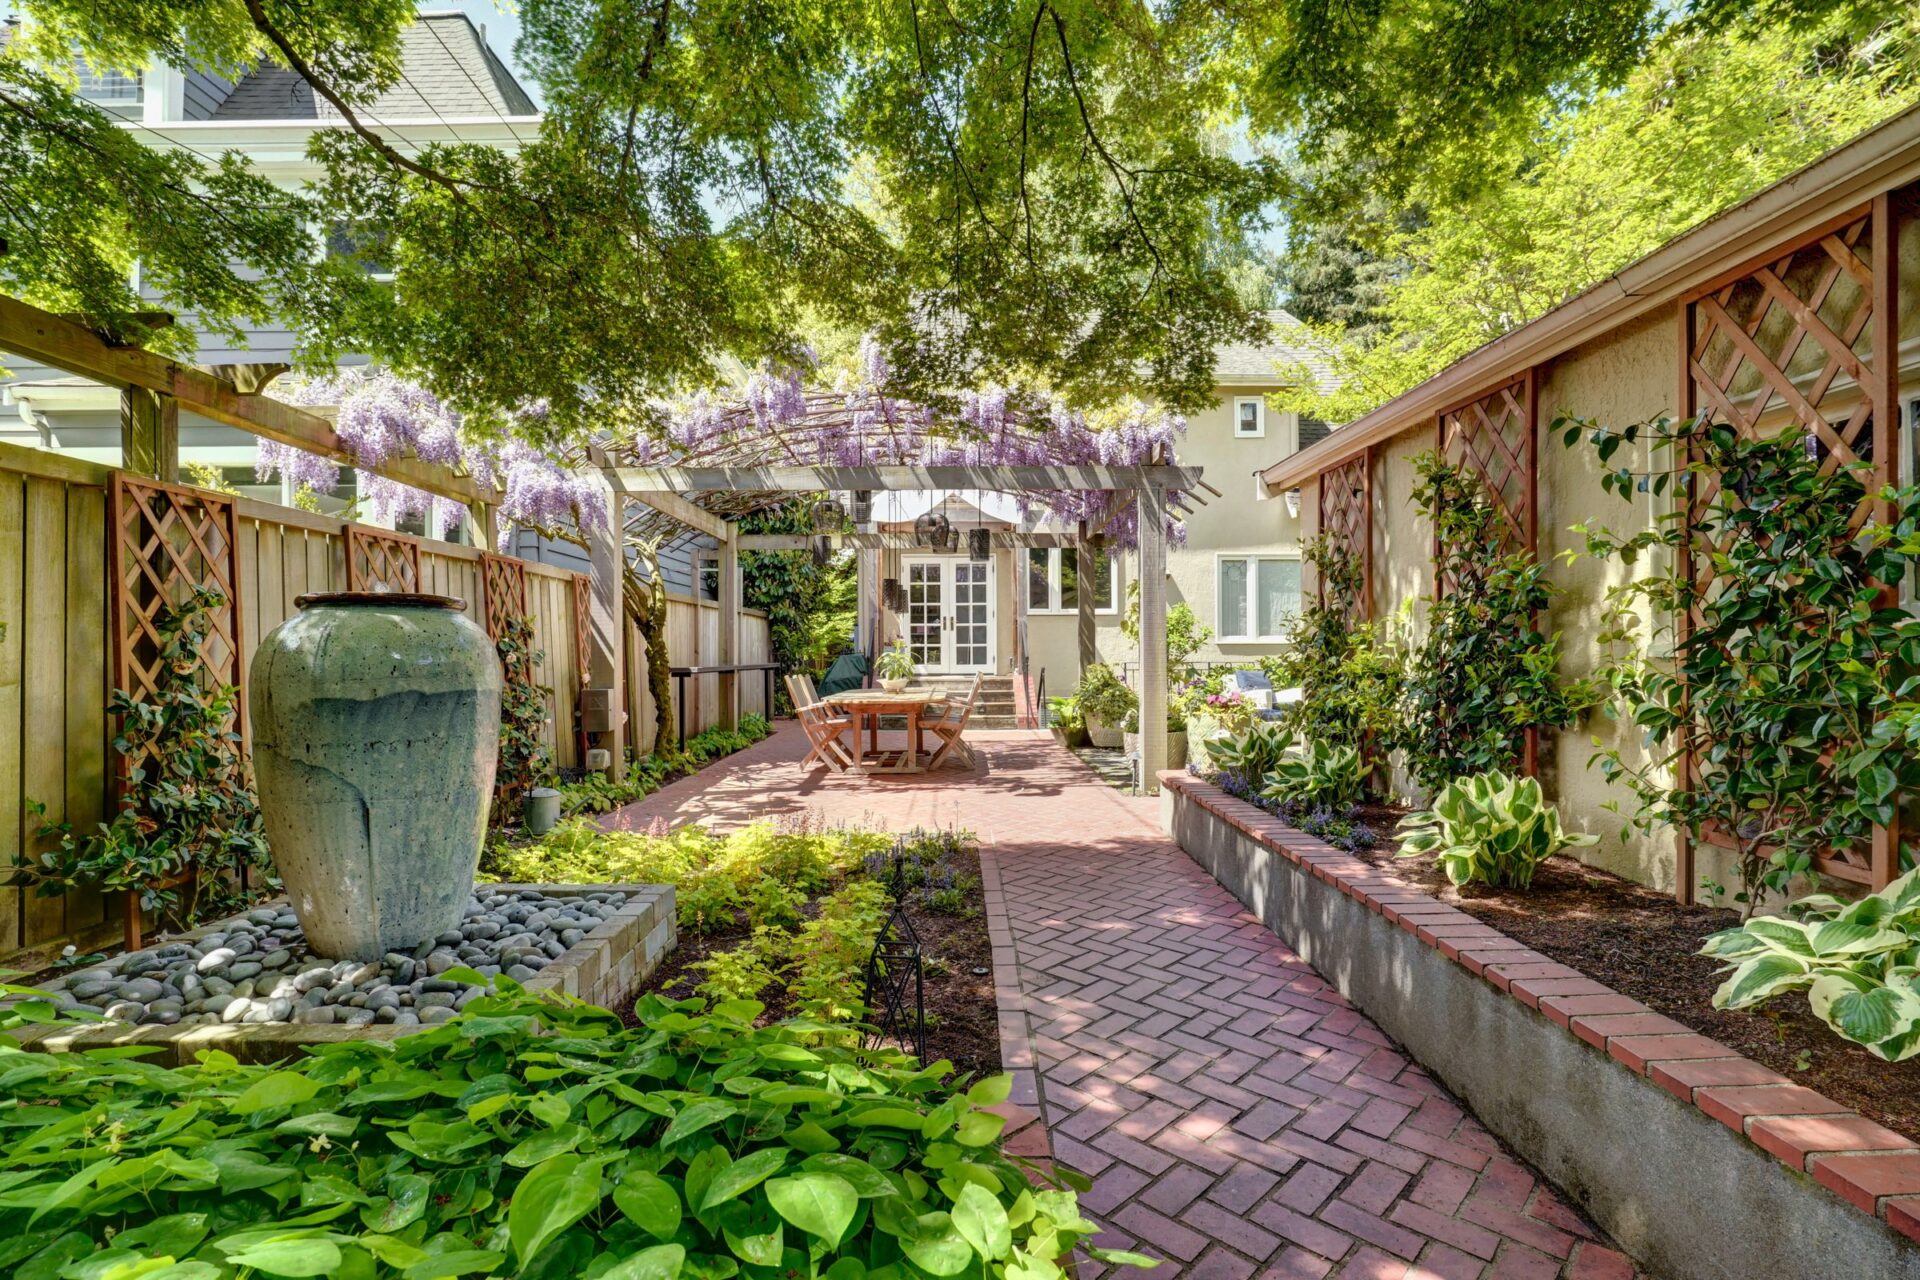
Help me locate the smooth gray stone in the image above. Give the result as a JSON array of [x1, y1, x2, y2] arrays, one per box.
[[341, 1009, 377, 1027], [416, 992, 456, 1009], [70, 979, 117, 1000], [197, 948, 237, 975], [266, 997, 294, 1020], [221, 999, 252, 1024], [506, 963, 542, 982], [373, 1006, 398, 1024], [226, 961, 263, 982], [393, 1011, 420, 1027], [116, 978, 165, 1003], [295, 1005, 336, 1025], [248, 909, 280, 924], [420, 978, 460, 993], [231, 979, 256, 998], [419, 1006, 458, 1025], [102, 1000, 146, 1022], [294, 967, 334, 993], [258, 948, 294, 970], [250, 596, 500, 960], [425, 951, 459, 975], [202, 976, 234, 996]]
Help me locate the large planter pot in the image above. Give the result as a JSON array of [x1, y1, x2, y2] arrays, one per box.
[[251, 592, 503, 961], [1085, 714, 1124, 749], [1123, 730, 1188, 769]]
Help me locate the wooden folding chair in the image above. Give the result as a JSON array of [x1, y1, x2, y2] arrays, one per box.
[[925, 676, 983, 770], [788, 675, 855, 772]]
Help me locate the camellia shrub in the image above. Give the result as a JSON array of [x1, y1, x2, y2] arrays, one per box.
[[0, 988, 1149, 1280]]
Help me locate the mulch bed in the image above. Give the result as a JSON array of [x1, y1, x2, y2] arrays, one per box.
[[1290, 800, 1920, 1143], [630, 844, 1001, 1080]]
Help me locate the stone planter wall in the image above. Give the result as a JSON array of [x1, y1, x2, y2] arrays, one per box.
[[1160, 771, 1920, 1280], [12, 884, 674, 1066]]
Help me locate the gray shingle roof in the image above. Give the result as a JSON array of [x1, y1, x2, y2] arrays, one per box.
[[1213, 310, 1337, 390], [213, 13, 535, 121]]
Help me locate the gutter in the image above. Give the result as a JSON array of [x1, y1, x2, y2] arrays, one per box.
[[1258, 101, 1920, 495]]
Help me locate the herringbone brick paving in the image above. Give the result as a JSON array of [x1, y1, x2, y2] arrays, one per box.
[[607, 725, 1643, 1279]]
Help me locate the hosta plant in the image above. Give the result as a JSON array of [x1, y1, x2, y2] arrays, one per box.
[[1206, 722, 1293, 788], [1396, 771, 1597, 889], [0, 986, 1155, 1280], [1261, 739, 1366, 811], [1701, 868, 1920, 1061]]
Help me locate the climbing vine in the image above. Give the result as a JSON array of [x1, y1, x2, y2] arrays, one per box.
[[492, 615, 552, 828], [740, 501, 856, 711], [1399, 451, 1597, 794], [1561, 414, 1920, 912], [18, 588, 269, 931], [626, 538, 675, 751], [1266, 533, 1402, 767]]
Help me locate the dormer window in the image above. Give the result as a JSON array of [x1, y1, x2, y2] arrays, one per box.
[[73, 62, 142, 118], [1234, 396, 1265, 438]]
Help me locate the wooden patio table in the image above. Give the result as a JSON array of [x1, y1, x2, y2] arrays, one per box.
[[826, 688, 949, 774]]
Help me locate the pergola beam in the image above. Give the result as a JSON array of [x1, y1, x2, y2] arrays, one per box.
[[609, 483, 730, 540], [0, 293, 497, 508], [604, 464, 1204, 493], [735, 531, 1079, 551]]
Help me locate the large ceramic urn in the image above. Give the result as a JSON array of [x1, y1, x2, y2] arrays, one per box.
[[251, 592, 503, 960]]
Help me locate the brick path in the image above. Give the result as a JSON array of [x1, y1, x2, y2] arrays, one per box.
[[608, 725, 1641, 1279]]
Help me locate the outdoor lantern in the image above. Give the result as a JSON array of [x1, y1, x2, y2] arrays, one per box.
[[883, 578, 907, 611], [937, 525, 958, 552], [811, 498, 844, 533], [912, 511, 950, 547], [967, 527, 991, 562], [1284, 487, 1302, 518], [813, 535, 832, 568]]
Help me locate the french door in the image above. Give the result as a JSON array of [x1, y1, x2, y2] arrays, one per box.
[[901, 557, 995, 674]]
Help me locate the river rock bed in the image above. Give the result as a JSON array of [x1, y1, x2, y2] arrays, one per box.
[[40, 889, 636, 1029]]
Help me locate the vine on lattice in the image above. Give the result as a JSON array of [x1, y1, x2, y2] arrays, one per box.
[[1316, 451, 1371, 622], [480, 551, 529, 643], [1437, 376, 1535, 573], [346, 526, 422, 593]]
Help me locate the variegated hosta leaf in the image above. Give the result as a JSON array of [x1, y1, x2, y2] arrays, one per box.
[[1807, 920, 1912, 958], [1738, 917, 1818, 958], [1710, 952, 1812, 1009], [1808, 973, 1920, 1060], [1699, 927, 1774, 960]]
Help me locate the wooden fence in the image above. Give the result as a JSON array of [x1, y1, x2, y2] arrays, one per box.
[[0, 441, 768, 967]]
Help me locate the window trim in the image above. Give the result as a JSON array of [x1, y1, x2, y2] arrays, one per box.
[[1215, 552, 1302, 642], [1026, 547, 1118, 614], [1233, 396, 1266, 439]]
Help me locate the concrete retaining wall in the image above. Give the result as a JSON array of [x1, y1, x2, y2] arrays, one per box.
[[1162, 773, 1920, 1280]]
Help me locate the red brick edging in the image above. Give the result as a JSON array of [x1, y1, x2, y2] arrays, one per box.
[[980, 845, 1056, 1167], [1159, 770, 1920, 1245]]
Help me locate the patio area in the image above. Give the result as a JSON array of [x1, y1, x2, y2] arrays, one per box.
[[604, 724, 1638, 1280]]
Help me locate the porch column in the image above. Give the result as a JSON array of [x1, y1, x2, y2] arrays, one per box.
[[120, 387, 177, 481], [585, 476, 626, 776], [1136, 488, 1168, 793], [718, 520, 740, 729]]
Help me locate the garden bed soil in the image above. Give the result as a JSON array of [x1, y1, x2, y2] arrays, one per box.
[[1328, 800, 1920, 1143], [632, 844, 999, 1079]]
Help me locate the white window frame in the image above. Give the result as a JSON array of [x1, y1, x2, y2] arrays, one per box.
[[1026, 547, 1118, 614], [1215, 553, 1302, 642], [1233, 396, 1266, 439]]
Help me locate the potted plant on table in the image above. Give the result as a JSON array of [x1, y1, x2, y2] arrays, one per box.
[[1075, 663, 1137, 748], [875, 639, 916, 693]]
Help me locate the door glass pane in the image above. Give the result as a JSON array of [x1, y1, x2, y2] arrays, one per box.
[[1257, 559, 1302, 637], [1059, 549, 1079, 612], [1027, 549, 1051, 610], [953, 563, 989, 667], [907, 563, 943, 666], [1218, 559, 1249, 638]]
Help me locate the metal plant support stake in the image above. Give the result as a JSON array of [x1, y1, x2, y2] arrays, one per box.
[[862, 848, 926, 1061]]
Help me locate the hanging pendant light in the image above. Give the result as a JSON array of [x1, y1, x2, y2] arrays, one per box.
[[851, 491, 873, 524], [811, 499, 845, 533], [813, 535, 831, 568], [882, 578, 907, 612], [913, 511, 950, 548]]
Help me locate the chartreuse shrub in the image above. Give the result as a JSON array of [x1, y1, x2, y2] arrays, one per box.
[[1261, 740, 1366, 812], [0, 988, 1151, 1280], [1396, 771, 1597, 889], [559, 717, 773, 817], [1702, 869, 1920, 1061]]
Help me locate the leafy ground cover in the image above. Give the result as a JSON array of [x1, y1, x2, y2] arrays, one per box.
[[0, 988, 1133, 1280], [557, 718, 773, 819], [494, 821, 999, 1079]]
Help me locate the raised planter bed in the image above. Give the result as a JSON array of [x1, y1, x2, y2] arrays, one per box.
[[1160, 770, 1920, 1280], [11, 883, 674, 1065]]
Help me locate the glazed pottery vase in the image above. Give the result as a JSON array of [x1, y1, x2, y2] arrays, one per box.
[[251, 592, 503, 960]]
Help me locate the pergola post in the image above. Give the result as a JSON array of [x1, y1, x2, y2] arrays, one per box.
[[718, 521, 740, 729], [1136, 489, 1168, 793], [585, 477, 627, 776], [120, 387, 177, 481], [1075, 530, 1097, 678]]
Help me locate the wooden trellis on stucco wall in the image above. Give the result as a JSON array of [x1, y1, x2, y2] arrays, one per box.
[[1676, 193, 1904, 895], [345, 526, 422, 593], [480, 550, 530, 643], [572, 574, 592, 690], [1315, 449, 1372, 621]]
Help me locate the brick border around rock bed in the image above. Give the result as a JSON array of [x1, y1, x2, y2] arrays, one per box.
[[1160, 771, 1920, 1280], [10, 883, 675, 1066]]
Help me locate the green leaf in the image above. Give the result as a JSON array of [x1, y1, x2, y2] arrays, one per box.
[[369, 1174, 431, 1233], [223, 1239, 343, 1277], [614, 1171, 684, 1242], [662, 1100, 735, 1147], [699, 1147, 789, 1211], [505, 1124, 588, 1168], [600, 1243, 687, 1280], [846, 1107, 925, 1130], [953, 1110, 1005, 1147], [230, 1072, 322, 1115], [950, 1183, 1012, 1261], [402, 1251, 505, 1279], [899, 1213, 972, 1276], [508, 1155, 604, 1267], [766, 1173, 859, 1247], [1712, 952, 1811, 1008]]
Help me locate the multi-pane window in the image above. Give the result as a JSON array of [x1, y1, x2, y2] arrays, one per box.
[[1026, 547, 1116, 613], [1217, 555, 1301, 640]]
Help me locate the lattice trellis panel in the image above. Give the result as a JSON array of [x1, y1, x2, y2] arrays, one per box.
[[572, 574, 592, 689], [480, 551, 529, 643], [346, 526, 423, 593], [108, 475, 244, 780], [1678, 197, 1902, 892], [1315, 450, 1372, 622], [1437, 373, 1536, 560]]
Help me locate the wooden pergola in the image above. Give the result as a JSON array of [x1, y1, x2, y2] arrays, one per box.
[[594, 461, 1207, 791]]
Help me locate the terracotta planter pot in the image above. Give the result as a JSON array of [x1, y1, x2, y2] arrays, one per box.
[[251, 592, 503, 960]]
